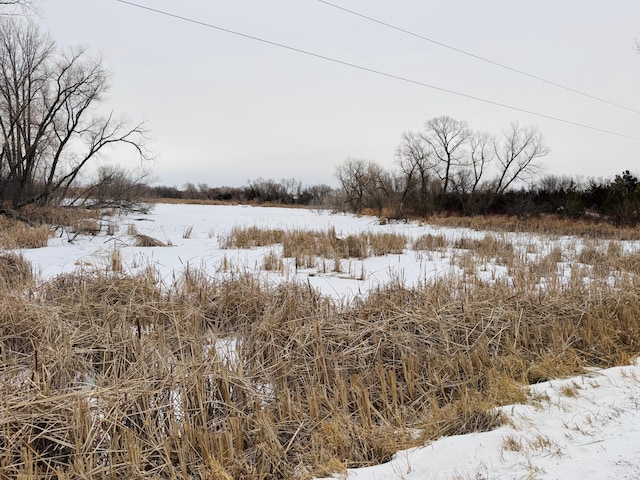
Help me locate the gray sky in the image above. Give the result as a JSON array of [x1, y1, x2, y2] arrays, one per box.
[[38, 0, 640, 188]]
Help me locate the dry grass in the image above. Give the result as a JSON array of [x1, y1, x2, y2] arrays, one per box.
[[126, 223, 138, 236], [17, 204, 99, 227], [222, 227, 407, 269], [425, 214, 640, 240], [220, 226, 286, 249], [2, 213, 640, 478], [70, 218, 101, 236], [146, 197, 238, 206], [413, 233, 448, 251], [0, 252, 33, 289], [0, 215, 52, 249], [2, 205, 119, 242], [0, 259, 638, 478], [262, 249, 283, 271], [132, 233, 169, 247], [182, 225, 194, 239]]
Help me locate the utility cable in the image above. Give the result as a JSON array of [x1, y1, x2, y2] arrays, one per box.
[[317, 0, 640, 116], [113, 0, 640, 141]]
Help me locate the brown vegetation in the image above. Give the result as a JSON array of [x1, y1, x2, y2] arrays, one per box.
[[132, 233, 170, 247], [1, 224, 640, 478], [0, 252, 32, 288], [222, 227, 407, 268], [424, 214, 640, 240], [0, 215, 52, 249]]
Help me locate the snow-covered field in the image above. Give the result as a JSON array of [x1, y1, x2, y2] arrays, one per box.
[[20, 203, 469, 298], [20, 203, 640, 300], [14, 203, 640, 479]]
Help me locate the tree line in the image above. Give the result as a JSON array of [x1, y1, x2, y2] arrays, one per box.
[[334, 116, 640, 225], [142, 114, 638, 225], [145, 178, 338, 207]]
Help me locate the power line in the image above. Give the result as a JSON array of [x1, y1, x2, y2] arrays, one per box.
[[113, 0, 640, 141], [317, 0, 640, 116]]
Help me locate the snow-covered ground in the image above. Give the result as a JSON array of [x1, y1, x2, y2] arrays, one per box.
[[12, 203, 640, 479], [19, 203, 639, 300], [19, 203, 467, 299]]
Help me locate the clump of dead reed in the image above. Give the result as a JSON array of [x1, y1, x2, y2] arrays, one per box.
[[222, 226, 407, 269], [220, 226, 286, 249], [262, 249, 283, 271], [0, 215, 52, 249], [132, 233, 169, 247], [70, 218, 102, 236], [0, 252, 32, 289], [17, 204, 99, 227], [413, 233, 448, 250]]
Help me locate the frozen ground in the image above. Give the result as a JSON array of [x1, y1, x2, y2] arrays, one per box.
[[13, 203, 640, 479]]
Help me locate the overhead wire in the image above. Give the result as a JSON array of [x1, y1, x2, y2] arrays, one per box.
[[113, 0, 640, 141], [317, 0, 640, 116]]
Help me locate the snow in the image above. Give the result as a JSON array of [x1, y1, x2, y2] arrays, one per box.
[[21, 203, 639, 301], [11, 203, 640, 479], [20, 203, 470, 299]]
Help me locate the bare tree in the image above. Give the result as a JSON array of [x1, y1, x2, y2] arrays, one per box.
[[335, 158, 371, 213], [396, 131, 433, 215], [492, 123, 548, 195], [0, 18, 148, 209], [364, 161, 394, 216], [421, 116, 470, 195], [335, 158, 395, 214], [467, 131, 494, 194], [281, 177, 302, 204]]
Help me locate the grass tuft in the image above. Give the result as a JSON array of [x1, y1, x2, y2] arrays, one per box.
[[0, 215, 52, 249], [0, 252, 33, 289], [132, 233, 169, 247]]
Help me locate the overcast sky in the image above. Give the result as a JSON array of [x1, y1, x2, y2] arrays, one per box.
[[37, 0, 640, 188]]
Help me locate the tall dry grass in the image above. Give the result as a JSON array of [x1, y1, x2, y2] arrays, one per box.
[[1, 235, 640, 478], [0, 252, 33, 289], [0, 215, 52, 249], [424, 214, 640, 240], [222, 227, 407, 272]]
